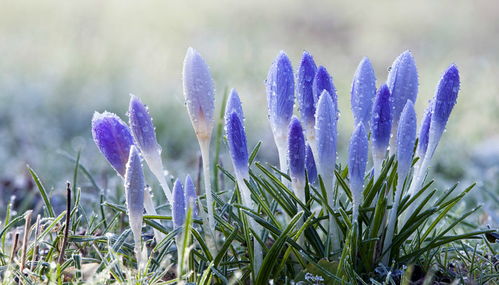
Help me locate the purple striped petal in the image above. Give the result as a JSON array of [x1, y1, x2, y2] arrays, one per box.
[[417, 101, 432, 158], [351, 57, 376, 128], [427, 64, 460, 159], [397, 100, 417, 176], [225, 88, 244, 121], [371, 84, 392, 156], [348, 124, 368, 196], [288, 117, 306, 185], [92, 111, 134, 176], [172, 179, 186, 229], [387, 51, 418, 128], [184, 175, 198, 216], [225, 111, 249, 176], [124, 146, 145, 230], [313, 66, 337, 107], [296, 51, 317, 130], [266, 51, 295, 132], [128, 94, 161, 155], [183, 47, 215, 139], [315, 91, 337, 180], [305, 144, 317, 184]]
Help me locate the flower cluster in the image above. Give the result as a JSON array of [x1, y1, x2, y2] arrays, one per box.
[[91, 48, 460, 277]]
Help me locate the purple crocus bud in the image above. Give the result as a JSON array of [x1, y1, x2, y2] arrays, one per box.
[[348, 124, 368, 205], [288, 117, 306, 189], [128, 94, 161, 155], [351, 57, 376, 128], [313, 66, 337, 107], [225, 111, 249, 177], [371, 84, 392, 175], [124, 146, 145, 254], [315, 90, 337, 185], [225, 89, 244, 121], [266, 51, 295, 136], [92, 111, 134, 177], [184, 175, 198, 216], [426, 64, 460, 159], [397, 100, 417, 177], [296, 51, 317, 133], [417, 102, 432, 159], [305, 144, 317, 184], [183, 47, 215, 140], [387, 51, 418, 130], [172, 179, 186, 229]]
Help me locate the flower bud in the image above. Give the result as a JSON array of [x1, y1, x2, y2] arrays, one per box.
[[305, 144, 317, 185], [351, 57, 376, 128], [184, 175, 198, 216], [348, 123, 368, 200], [225, 111, 249, 178], [128, 94, 161, 155], [92, 111, 134, 176], [288, 117, 306, 188], [397, 100, 417, 177], [225, 89, 244, 121], [371, 84, 392, 159], [183, 47, 215, 140], [417, 102, 432, 159], [387, 51, 418, 129], [124, 146, 145, 249], [296, 51, 317, 133], [172, 179, 186, 229], [315, 91, 337, 183], [313, 66, 337, 107], [266, 51, 295, 136]]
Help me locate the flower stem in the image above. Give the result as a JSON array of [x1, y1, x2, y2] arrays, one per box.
[[199, 138, 217, 249], [382, 175, 404, 265], [143, 189, 165, 242]]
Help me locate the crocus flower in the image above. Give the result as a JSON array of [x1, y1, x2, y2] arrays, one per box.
[[92, 111, 134, 176], [184, 175, 198, 216], [128, 94, 173, 204], [288, 117, 306, 195], [315, 90, 337, 189], [182, 47, 216, 235], [383, 100, 417, 264], [296, 51, 317, 139], [313, 66, 337, 107], [305, 144, 317, 185], [348, 123, 368, 222], [124, 146, 145, 263], [396, 100, 417, 177], [183, 47, 215, 140], [225, 89, 244, 121], [172, 179, 186, 229], [266, 51, 295, 174], [387, 51, 418, 151], [351, 57, 376, 128], [417, 102, 432, 159], [426, 64, 460, 160], [225, 111, 249, 178], [371, 84, 392, 177]]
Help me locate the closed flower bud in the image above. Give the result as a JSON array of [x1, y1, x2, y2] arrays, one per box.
[[183, 47, 215, 140], [397, 100, 417, 177], [351, 57, 376, 128], [128, 94, 161, 155], [172, 179, 186, 229], [225, 111, 249, 177], [184, 175, 198, 216], [313, 66, 337, 107], [266, 51, 295, 135], [427, 64, 460, 159], [288, 117, 306, 188], [371, 84, 392, 159], [92, 111, 134, 177], [296, 51, 317, 132], [124, 146, 145, 252], [225, 89, 244, 121], [417, 102, 432, 158], [315, 91, 337, 184], [387, 51, 418, 130], [305, 144, 317, 185], [348, 123, 368, 202]]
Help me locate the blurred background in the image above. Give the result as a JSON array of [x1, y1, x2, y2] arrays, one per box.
[[0, 0, 498, 222]]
